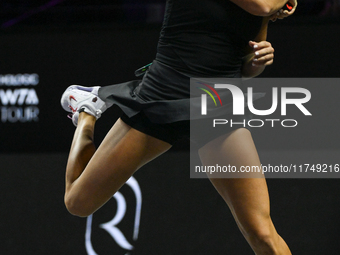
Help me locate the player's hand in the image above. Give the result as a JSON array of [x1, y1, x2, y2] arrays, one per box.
[[249, 41, 274, 66], [270, 0, 298, 22]]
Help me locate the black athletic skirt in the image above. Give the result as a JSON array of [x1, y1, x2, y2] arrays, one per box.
[[98, 60, 254, 147]]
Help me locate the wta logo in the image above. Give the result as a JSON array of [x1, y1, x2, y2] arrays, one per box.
[[197, 82, 223, 115]]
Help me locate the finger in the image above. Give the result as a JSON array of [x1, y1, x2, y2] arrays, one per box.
[[251, 42, 275, 59], [264, 59, 274, 66], [254, 48, 274, 60], [287, 5, 297, 15], [279, 12, 290, 19], [276, 9, 290, 19], [252, 61, 273, 67], [252, 57, 274, 67], [253, 52, 274, 62], [253, 41, 273, 51], [286, 1, 297, 15], [253, 53, 274, 64], [249, 40, 256, 47], [270, 13, 278, 21], [254, 47, 274, 64]]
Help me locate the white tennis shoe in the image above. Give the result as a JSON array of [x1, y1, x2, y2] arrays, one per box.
[[60, 85, 107, 126]]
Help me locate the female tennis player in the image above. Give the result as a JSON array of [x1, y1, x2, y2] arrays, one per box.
[[61, 0, 297, 254]]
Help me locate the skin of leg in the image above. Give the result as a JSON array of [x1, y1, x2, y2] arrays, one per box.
[[64, 112, 172, 217], [198, 128, 291, 255]]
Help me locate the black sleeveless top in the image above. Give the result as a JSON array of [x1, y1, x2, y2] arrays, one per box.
[[100, 0, 264, 124], [156, 0, 263, 77]]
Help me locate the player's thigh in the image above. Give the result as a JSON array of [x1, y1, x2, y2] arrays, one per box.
[[198, 129, 272, 235], [69, 119, 172, 214]]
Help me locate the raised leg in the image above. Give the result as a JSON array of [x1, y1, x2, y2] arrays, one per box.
[[198, 128, 291, 255], [64, 112, 172, 217]]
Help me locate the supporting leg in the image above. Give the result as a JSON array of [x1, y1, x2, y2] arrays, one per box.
[[199, 128, 291, 255]]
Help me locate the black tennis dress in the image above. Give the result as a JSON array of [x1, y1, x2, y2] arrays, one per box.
[[98, 0, 263, 146]]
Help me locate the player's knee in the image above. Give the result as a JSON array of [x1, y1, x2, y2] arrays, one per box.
[[246, 226, 279, 253], [239, 216, 278, 253], [64, 193, 93, 217], [250, 230, 277, 253]]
